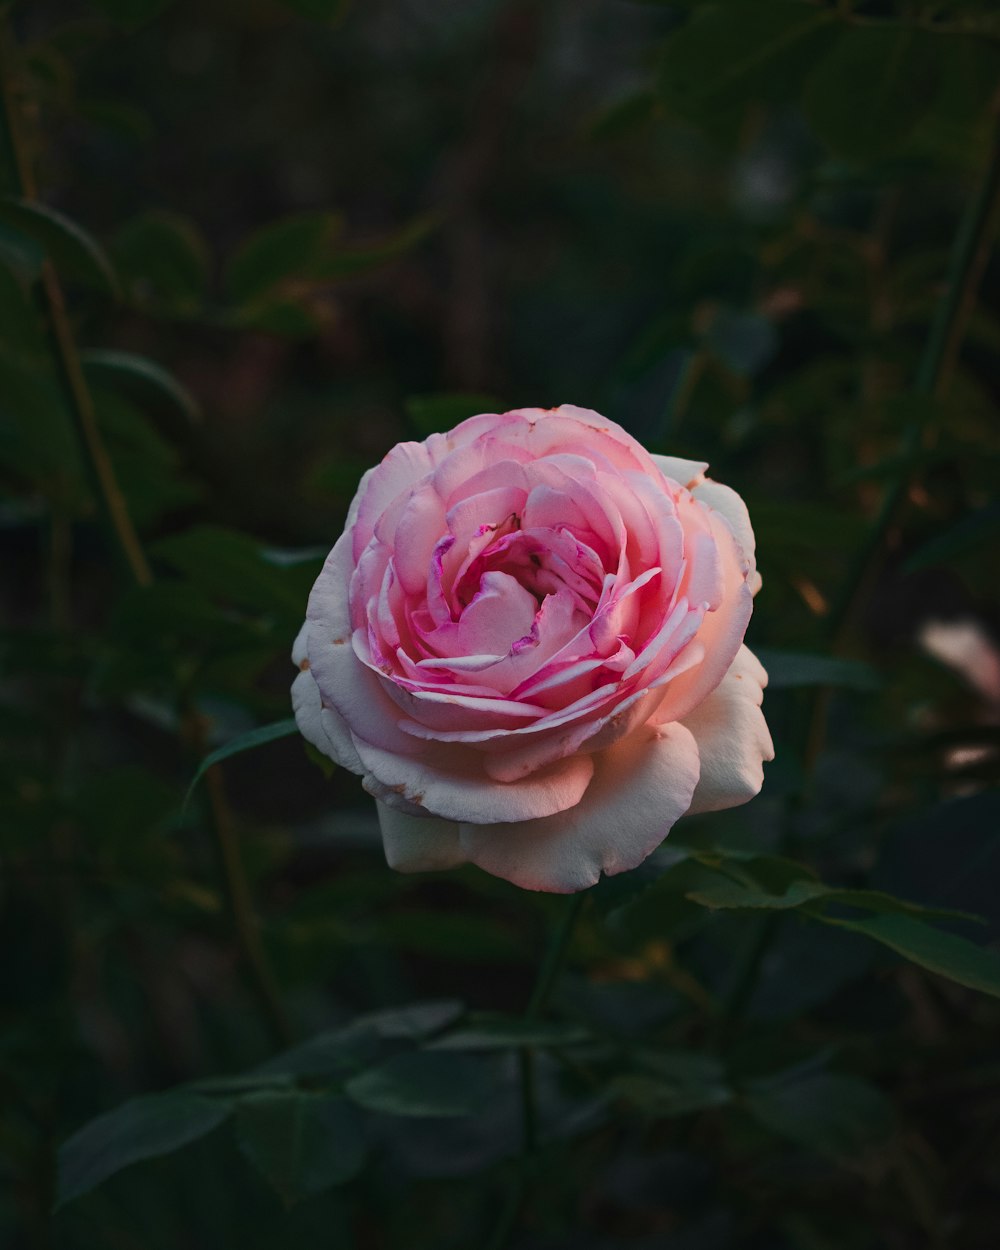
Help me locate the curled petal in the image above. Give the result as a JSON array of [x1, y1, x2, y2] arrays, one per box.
[[291, 624, 364, 772], [459, 722, 701, 893], [679, 644, 774, 814], [352, 734, 596, 825], [691, 479, 758, 591], [652, 453, 708, 489]]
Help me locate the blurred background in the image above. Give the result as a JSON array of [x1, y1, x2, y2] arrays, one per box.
[[1, 0, 999, 1247]]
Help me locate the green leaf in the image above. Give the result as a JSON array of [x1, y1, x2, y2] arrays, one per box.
[[235, 1092, 365, 1206], [276, 0, 346, 18], [616, 1050, 732, 1117], [816, 913, 1000, 1000], [151, 525, 310, 619], [345, 1051, 492, 1118], [804, 27, 940, 162], [227, 212, 343, 305], [0, 360, 81, 495], [754, 649, 881, 691], [112, 210, 211, 314], [744, 1071, 893, 1158], [57, 1091, 230, 1207], [317, 214, 438, 280], [688, 879, 830, 911], [0, 257, 43, 357], [658, 2, 836, 124], [184, 719, 299, 813], [429, 1015, 591, 1052], [258, 1001, 465, 1078], [587, 90, 658, 141], [95, 387, 201, 527], [0, 197, 119, 297], [362, 999, 466, 1040], [689, 878, 979, 924], [80, 350, 200, 423], [257, 1023, 379, 1080], [405, 393, 503, 438]]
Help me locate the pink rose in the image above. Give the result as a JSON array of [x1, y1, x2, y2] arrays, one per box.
[[292, 405, 772, 893]]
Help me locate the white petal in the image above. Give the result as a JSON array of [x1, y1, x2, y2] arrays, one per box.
[[376, 802, 467, 873], [652, 453, 708, 489], [459, 721, 701, 893], [291, 666, 325, 753], [352, 735, 595, 825], [292, 622, 310, 668], [692, 479, 757, 586], [680, 644, 773, 814]]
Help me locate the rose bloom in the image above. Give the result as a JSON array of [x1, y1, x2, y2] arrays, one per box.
[[292, 405, 772, 893]]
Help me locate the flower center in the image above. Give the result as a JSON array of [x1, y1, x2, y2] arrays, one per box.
[[453, 523, 604, 621]]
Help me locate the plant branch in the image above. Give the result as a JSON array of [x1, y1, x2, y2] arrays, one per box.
[[487, 891, 585, 1250], [186, 708, 292, 1050], [1, 22, 289, 1051], [0, 26, 152, 588], [827, 121, 1000, 646]]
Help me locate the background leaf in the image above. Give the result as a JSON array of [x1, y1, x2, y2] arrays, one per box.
[[344, 1052, 493, 1118], [0, 197, 119, 296], [235, 1092, 365, 1206], [57, 1092, 230, 1207]]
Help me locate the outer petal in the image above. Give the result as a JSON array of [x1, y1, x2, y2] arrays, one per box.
[[353, 735, 595, 825], [288, 660, 325, 755], [691, 479, 760, 596], [679, 644, 773, 814], [376, 802, 467, 872], [652, 453, 708, 489], [458, 722, 700, 893], [654, 505, 753, 723], [291, 623, 364, 772]]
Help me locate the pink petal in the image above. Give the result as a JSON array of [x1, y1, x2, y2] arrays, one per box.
[[352, 440, 436, 559], [679, 644, 774, 814], [392, 486, 447, 595], [653, 508, 753, 723], [459, 721, 701, 892], [351, 735, 595, 824], [691, 479, 759, 595]]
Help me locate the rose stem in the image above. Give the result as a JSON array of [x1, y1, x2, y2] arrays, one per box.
[[724, 121, 1000, 1034], [805, 118, 1000, 776], [487, 890, 586, 1250], [0, 22, 290, 1052], [0, 26, 152, 590]]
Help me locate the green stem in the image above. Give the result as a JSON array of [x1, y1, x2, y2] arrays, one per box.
[[486, 892, 585, 1250], [746, 121, 1000, 1030], [188, 709, 292, 1051], [827, 123, 1000, 645], [526, 892, 586, 1020], [1, 21, 289, 1052], [0, 25, 152, 589]]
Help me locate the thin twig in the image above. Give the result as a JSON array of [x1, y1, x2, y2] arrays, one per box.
[[0, 19, 289, 1050], [0, 28, 152, 588], [487, 891, 586, 1250], [827, 121, 1000, 647]]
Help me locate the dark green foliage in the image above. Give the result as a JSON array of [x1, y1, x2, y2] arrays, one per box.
[[234, 1091, 366, 1205], [3, 0, 999, 1247], [57, 1092, 231, 1207]]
